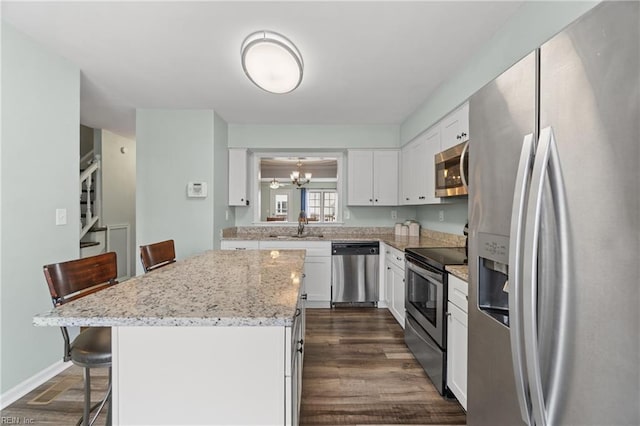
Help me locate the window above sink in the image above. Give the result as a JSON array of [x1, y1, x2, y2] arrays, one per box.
[[250, 152, 344, 224]]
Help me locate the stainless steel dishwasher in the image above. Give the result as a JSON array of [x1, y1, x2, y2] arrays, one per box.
[[331, 241, 379, 306]]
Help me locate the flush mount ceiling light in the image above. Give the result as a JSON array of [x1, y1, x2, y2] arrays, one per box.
[[241, 30, 303, 94], [269, 178, 280, 189]]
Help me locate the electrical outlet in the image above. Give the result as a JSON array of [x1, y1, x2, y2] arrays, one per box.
[[391, 210, 397, 220], [439, 210, 445, 222], [344, 210, 350, 220]]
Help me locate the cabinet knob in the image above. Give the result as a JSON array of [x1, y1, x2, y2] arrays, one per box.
[[405, 197, 410, 201], [457, 135, 461, 140], [446, 312, 452, 317], [375, 199, 378, 202], [387, 266, 391, 270], [461, 132, 467, 137], [369, 198, 373, 202], [301, 293, 308, 300]]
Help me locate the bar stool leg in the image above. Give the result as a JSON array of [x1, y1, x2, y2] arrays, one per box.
[[83, 367, 91, 426], [105, 367, 112, 426]]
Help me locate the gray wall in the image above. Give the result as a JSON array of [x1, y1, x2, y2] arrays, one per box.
[[1, 22, 80, 394], [213, 112, 233, 249], [99, 130, 136, 277], [136, 109, 215, 271]]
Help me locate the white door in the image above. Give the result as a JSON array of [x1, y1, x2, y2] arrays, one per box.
[[347, 150, 374, 205]]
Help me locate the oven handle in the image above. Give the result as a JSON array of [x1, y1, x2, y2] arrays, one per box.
[[406, 258, 443, 284], [460, 140, 470, 191]]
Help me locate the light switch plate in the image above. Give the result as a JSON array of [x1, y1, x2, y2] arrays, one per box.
[[56, 208, 67, 225]]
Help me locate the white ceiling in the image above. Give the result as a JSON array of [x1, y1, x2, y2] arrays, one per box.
[[2, 1, 523, 139]]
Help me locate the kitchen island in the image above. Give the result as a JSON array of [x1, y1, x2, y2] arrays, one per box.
[[34, 249, 307, 426]]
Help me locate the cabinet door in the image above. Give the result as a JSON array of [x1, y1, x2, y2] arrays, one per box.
[[447, 301, 468, 410], [401, 130, 435, 205], [373, 150, 399, 205], [401, 139, 422, 204], [303, 256, 332, 303], [423, 128, 442, 204], [228, 149, 248, 206], [384, 259, 395, 309], [441, 102, 469, 151], [347, 150, 374, 205], [390, 263, 405, 328]]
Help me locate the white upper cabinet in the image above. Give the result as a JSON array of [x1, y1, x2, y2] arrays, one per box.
[[401, 125, 440, 205], [441, 101, 469, 151], [347, 150, 398, 206], [228, 148, 249, 206]]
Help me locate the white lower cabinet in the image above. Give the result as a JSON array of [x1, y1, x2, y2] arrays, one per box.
[[259, 240, 332, 307], [447, 274, 468, 410], [383, 243, 405, 328], [286, 285, 306, 426]]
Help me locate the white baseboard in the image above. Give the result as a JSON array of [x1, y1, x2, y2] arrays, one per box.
[[0, 360, 71, 410], [377, 301, 389, 308]]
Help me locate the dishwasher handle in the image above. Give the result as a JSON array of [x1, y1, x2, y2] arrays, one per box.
[[331, 242, 379, 256]]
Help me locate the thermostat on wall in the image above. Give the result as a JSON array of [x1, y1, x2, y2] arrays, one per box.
[[187, 182, 207, 198]]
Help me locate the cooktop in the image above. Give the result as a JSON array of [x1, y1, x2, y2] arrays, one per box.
[[405, 246, 467, 270]]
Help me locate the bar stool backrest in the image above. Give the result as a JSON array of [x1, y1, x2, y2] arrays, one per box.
[[140, 239, 176, 273], [44, 252, 118, 307]]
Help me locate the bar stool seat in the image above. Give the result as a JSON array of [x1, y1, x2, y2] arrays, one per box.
[[70, 327, 111, 367]]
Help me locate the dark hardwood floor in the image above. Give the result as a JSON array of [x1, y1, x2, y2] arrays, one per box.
[[1, 308, 465, 425], [300, 308, 466, 425]]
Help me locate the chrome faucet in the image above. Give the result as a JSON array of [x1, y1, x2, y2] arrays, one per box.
[[297, 211, 308, 236]]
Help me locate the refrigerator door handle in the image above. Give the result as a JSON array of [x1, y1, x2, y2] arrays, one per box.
[[460, 140, 470, 191], [508, 133, 535, 425], [523, 126, 570, 426]]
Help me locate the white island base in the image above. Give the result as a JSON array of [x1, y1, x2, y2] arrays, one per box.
[[112, 326, 293, 425]]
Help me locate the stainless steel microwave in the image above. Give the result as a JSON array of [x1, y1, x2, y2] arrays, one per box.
[[434, 141, 469, 197]]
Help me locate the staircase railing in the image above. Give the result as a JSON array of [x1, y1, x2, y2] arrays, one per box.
[[80, 155, 101, 239]]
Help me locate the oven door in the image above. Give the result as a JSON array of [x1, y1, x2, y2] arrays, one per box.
[[405, 257, 446, 348]]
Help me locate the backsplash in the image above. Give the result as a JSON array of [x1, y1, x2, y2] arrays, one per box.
[[222, 226, 466, 247]]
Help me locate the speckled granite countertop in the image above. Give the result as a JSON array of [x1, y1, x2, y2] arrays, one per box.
[[33, 250, 306, 328], [446, 265, 469, 281], [222, 226, 466, 251]]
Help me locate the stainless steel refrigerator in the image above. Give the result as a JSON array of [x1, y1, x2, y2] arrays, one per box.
[[468, 2, 639, 425]]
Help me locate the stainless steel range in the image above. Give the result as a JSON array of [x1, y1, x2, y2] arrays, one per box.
[[404, 246, 466, 395]]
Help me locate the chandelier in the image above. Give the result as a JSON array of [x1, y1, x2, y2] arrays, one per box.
[[290, 160, 311, 187], [269, 178, 280, 189]]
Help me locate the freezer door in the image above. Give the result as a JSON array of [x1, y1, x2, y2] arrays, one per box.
[[537, 2, 640, 425], [467, 51, 536, 426]]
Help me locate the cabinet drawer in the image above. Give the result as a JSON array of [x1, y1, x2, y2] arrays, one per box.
[[385, 245, 405, 270], [220, 240, 259, 250], [448, 274, 468, 312], [258, 240, 331, 257]]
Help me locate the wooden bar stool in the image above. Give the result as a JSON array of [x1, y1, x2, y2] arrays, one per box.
[[43, 252, 118, 426], [140, 239, 176, 273]]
